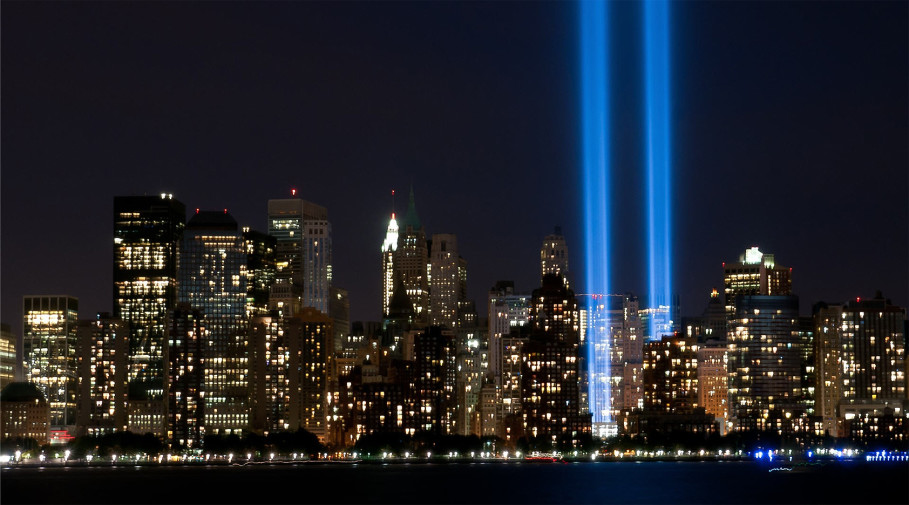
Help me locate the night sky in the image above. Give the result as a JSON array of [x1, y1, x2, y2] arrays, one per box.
[[2, 1, 906, 335]]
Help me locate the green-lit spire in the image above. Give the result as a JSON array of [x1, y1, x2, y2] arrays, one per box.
[[401, 184, 421, 229]]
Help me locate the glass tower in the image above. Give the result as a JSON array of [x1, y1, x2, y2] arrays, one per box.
[[180, 210, 248, 434], [23, 295, 79, 427], [113, 194, 185, 395]]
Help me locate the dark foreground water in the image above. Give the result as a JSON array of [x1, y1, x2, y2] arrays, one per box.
[[2, 460, 907, 504]]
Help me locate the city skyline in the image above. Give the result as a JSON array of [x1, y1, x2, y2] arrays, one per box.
[[2, 2, 907, 329]]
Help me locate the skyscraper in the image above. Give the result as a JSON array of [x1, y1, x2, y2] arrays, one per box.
[[179, 210, 248, 435], [297, 307, 333, 439], [0, 324, 16, 389], [267, 195, 332, 315], [723, 246, 791, 318], [727, 295, 803, 431], [429, 233, 463, 330], [814, 294, 907, 438], [242, 227, 276, 318], [643, 334, 699, 414], [113, 194, 185, 393], [393, 187, 430, 324], [76, 314, 128, 436], [381, 211, 399, 317], [540, 226, 569, 287], [23, 295, 78, 427], [521, 274, 589, 443], [167, 304, 205, 449]]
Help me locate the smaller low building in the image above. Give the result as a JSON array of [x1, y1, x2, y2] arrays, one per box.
[[1, 382, 49, 444]]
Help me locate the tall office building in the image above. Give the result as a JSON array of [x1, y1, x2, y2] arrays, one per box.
[[723, 246, 791, 318], [267, 195, 332, 315], [76, 314, 128, 436], [297, 308, 333, 439], [814, 303, 843, 436], [167, 305, 205, 448], [521, 274, 589, 442], [414, 326, 457, 434], [429, 234, 464, 330], [487, 282, 530, 381], [727, 295, 803, 431], [381, 212, 400, 317], [697, 344, 728, 429], [242, 227, 276, 318], [540, 227, 569, 288], [814, 294, 907, 437], [23, 295, 78, 428], [113, 194, 185, 391], [180, 210, 248, 435], [839, 294, 906, 402], [583, 293, 643, 432], [643, 334, 699, 414], [0, 323, 16, 389], [393, 187, 430, 323]]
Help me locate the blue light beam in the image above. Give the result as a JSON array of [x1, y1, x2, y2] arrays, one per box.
[[580, 0, 611, 425], [645, 0, 673, 324]]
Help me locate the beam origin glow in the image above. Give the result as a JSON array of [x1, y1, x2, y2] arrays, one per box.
[[580, 0, 611, 425], [645, 0, 672, 331]]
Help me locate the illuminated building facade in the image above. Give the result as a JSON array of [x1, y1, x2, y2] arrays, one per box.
[[540, 227, 569, 288], [487, 282, 529, 381], [180, 210, 248, 435], [696, 344, 728, 427], [248, 310, 330, 438], [113, 195, 185, 391], [381, 212, 399, 316], [337, 356, 417, 445], [521, 274, 589, 442], [393, 187, 430, 324], [167, 305, 205, 449], [23, 295, 78, 428], [723, 247, 791, 318], [1, 382, 49, 444], [298, 308, 332, 438], [429, 234, 465, 330], [267, 196, 332, 315], [727, 295, 804, 431], [454, 327, 487, 436], [815, 294, 907, 438], [76, 315, 128, 436], [242, 228, 276, 318], [639, 297, 679, 342], [581, 292, 643, 436], [643, 334, 698, 414], [414, 326, 457, 434], [127, 397, 165, 438], [0, 323, 16, 389], [814, 303, 844, 436], [839, 294, 906, 402]]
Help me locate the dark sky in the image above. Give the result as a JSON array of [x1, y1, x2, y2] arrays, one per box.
[[2, 1, 907, 333]]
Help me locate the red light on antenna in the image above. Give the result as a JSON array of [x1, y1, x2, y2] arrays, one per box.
[[196, 208, 199, 214], [722, 262, 725, 268], [392, 212, 396, 219], [857, 297, 861, 302], [291, 188, 297, 197], [223, 209, 227, 214]]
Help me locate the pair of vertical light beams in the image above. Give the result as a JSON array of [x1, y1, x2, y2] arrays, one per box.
[[582, 0, 671, 425]]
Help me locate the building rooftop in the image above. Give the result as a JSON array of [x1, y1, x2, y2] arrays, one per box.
[[0, 382, 46, 402]]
